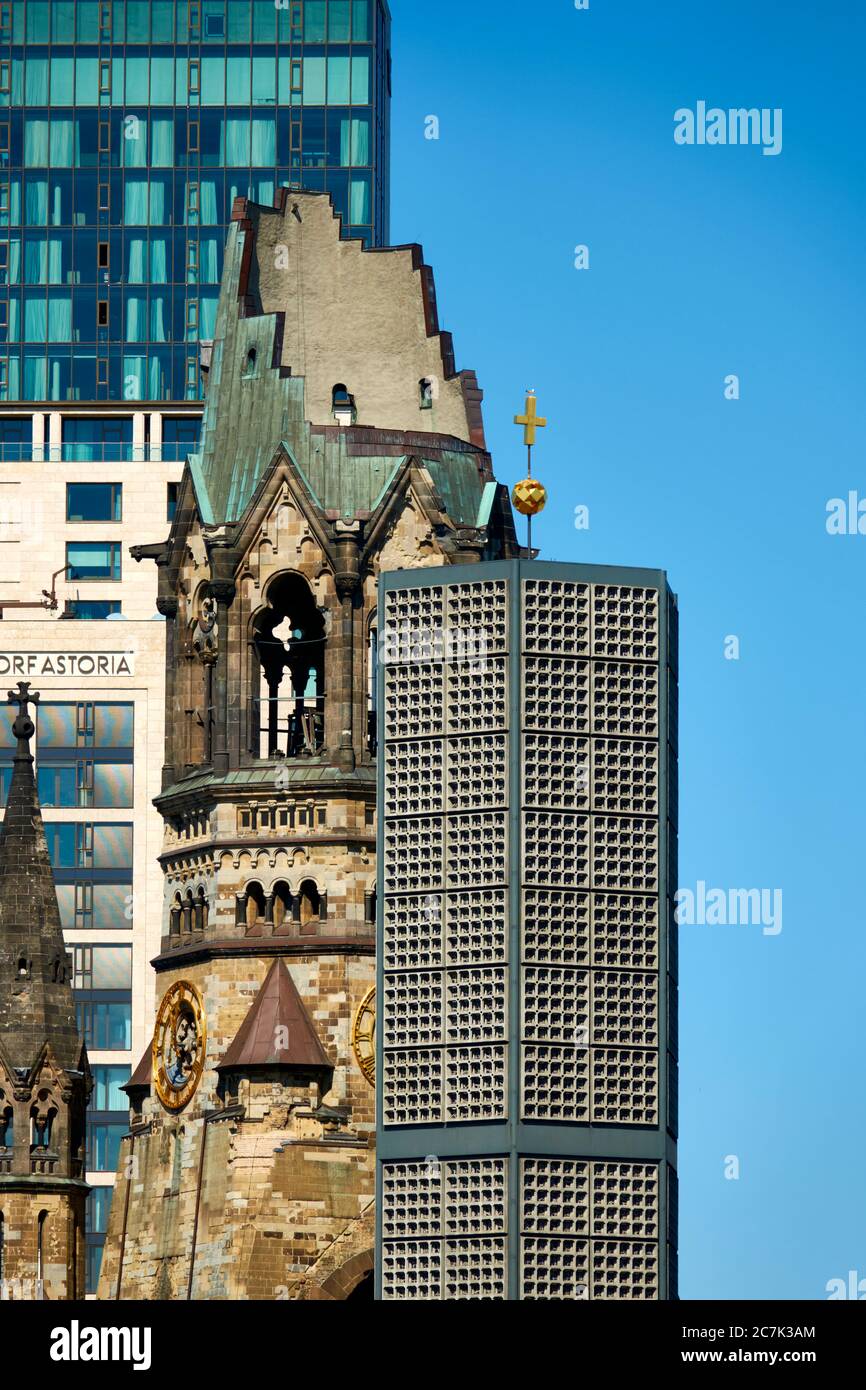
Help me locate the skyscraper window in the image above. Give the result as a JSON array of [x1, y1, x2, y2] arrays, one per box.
[[0, 0, 391, 403]]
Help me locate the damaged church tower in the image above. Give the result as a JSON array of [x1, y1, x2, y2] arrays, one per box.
[[0, 683, 90, 1301], [97, 191, 519, 1301]]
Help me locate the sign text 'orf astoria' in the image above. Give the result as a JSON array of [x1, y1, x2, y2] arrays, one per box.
[[0, 652, 135, 677]]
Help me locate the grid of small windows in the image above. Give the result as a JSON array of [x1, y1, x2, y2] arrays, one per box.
[[520, 581, 663, 1126], [521, 1158, 660, 1300], [0, 0, 389, 402], [381, 1158, 508, 1300], [381, 579, 510, 1128]]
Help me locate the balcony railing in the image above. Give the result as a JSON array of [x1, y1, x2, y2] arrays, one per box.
[[0, 442, 196, 464], [30, 1149, 59, 1175], [249, 697, 325, 760]]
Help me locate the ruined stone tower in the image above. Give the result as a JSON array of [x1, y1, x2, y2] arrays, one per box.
[[97, 190, 519, 1301], [0, 683, 90, 1301]]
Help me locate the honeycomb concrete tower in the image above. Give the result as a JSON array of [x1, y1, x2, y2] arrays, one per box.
[[376, 563, 679, 1300], [97, 190, 520, 1302], [0, 683, 91, 1301]]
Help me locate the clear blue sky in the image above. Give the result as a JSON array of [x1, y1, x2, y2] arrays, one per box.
[[389, 0, 866, 1300]]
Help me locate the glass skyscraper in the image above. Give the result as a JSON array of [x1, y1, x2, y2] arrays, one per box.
[[0, 0, 391, 405]]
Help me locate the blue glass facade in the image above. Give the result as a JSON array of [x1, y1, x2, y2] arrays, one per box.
[[0, 0, 391, 402]]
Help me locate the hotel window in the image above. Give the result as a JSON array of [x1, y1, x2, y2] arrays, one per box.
[[0, 242, 8, 285], [63, 411, 134, 467], [167, 481, 179, 522], [98, 242, 109, 270], [62, 418, 134, 463], [93, 763, 133, 807], [161, 415, 200, 462], [38, 702, 134, 750], [40, 761, 130, 811], [65, 600, 122, 620], [0, 61, 9, 95], [66, 542, 121, 581], [0, 4, 10, 38], [77, 1000, 131, 1053], [45, 821, 131, 871], [87, 1119, 126, 1172], [37, 765, 79, 808], [90, 1066, 131, 1112], [66, 483, 122, 523], [97, 359, 109, 388], [57, 882, 132, 931], [98, 121, 110, 154], [189, 61, 200, 96], [70, 946, 132, 993], [98, 183, 109, 212], [99, 61, 111, 95], [97, 300, 108, 328]]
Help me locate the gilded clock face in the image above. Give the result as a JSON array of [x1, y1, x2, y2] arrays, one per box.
[[152, 981, 206, 1112], [352, 987, 376, 1088]]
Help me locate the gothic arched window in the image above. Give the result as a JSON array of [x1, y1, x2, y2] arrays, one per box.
[[195, 886, 209, 933], [31, 1091, 56, 1151], [245, 882, 266, 931], [332, 383, 355, 424], [299, 879, 321, 930], [37, 1210, 47, 1283], [272, 882, 292, 932], [367, 622, 378, 755], [0, 1093, 12, 1150], [252, 575, 325, 760]]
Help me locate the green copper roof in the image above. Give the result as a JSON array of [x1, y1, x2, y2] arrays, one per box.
[[193, 216, 491, 529]]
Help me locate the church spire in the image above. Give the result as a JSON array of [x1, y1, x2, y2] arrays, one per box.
[[0, 681, 84, 1073]]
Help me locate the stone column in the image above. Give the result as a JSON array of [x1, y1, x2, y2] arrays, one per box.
[[333, 523, 361, 773], [208, 577, 236, 776], [157, 586, 178, 790]]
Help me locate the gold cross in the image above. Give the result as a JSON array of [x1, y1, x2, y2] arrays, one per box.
[[514, 391, 547, 448]]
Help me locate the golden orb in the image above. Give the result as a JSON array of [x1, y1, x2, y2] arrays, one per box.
[[512, 477, 548, 517]]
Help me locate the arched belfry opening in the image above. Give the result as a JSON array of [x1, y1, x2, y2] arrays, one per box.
[[252, 574, 326, 759]]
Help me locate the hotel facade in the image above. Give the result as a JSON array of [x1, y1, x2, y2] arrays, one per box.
[[0, 0, 391, 1293]]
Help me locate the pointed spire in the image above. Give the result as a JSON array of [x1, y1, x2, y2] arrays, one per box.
[[217, 959, 332, 1074], [0, 682, 84, 1072]]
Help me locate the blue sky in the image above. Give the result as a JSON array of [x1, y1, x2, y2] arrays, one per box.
[[388, 0, 866, 1300]]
